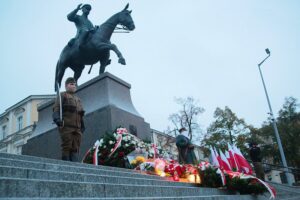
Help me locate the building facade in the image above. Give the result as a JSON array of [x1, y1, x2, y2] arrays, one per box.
[[0, 95, 55, 154]]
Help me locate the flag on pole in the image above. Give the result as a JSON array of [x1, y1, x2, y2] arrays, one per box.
[[209, 146, 219, 167], [232, 144, 253, 175], [228, 143, 239, 171], [214, 147, 222, 168], [225, 150, 235, 169], [220, 150, 232, 171]]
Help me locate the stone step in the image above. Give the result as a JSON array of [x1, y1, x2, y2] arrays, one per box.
[[0, 158, 164, 181], [268, 182, 300, 199], [0, 153, 270, 200], [0, 165, 196, 187], [0, 195, 266, 200], [0, 178, 230, 198], [0, 153, 158, 178]]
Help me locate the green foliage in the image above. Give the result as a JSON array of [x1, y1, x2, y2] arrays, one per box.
[[226, 177, 267, 194], [198, 167, 267, 194], [83, 129, 136, 168], [259, 97, 300, 174], [201, 106, 251, 157], [199, 167, 222, 187]]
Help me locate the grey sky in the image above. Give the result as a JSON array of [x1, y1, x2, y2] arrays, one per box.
[[0, 0, 299, 133]]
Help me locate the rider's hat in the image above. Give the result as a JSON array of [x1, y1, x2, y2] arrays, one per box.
[[82, 4, 92, 11]]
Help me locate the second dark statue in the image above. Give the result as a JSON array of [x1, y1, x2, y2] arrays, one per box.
[[54, 3, 135, 91]]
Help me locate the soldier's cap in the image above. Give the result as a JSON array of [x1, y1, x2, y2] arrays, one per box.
[[249, 141, 257, 147], [82, 4, 92, 11], [65, 77, 76, 85], [179, 127, 187, 133]]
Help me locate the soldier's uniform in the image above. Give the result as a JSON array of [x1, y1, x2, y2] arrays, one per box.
[[53, 82, 85, 161], [250, 143, 265, 180]]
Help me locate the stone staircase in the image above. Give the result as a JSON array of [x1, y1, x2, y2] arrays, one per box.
[[267, 181, 300, 200], [0, 153, 271, 199]]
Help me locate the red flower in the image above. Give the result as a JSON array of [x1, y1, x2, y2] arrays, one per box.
[[118, 151, 125, 158], [175, 165, 183, 176], [99, 160, 105, 165]]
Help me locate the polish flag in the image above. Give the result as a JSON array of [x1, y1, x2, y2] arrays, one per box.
[[214, 147, 222, 168], [209, 146, 219, 167], [219, 150, 232, 171], [227, 143, 239, 170], [225, 150, 235, 169], [232, 144, 253, 175]]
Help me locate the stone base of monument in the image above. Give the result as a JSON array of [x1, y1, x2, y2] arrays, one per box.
[[22, 73, 150, 160]]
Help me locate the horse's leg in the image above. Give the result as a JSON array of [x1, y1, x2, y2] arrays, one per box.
[[73, 65, 85, 83], [99, 59, 111, 74], [99, 62, 105, 74], [97, 43, 126, 65], [99, 51, 110, 74]]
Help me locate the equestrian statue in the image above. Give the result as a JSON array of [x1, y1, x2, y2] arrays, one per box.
[[54, 3, 135, 91]]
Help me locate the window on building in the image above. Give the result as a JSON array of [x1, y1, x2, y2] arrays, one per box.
[[1, 125, 7, 139], [17, 116, 23, 131], [16, 145, 22, 155]]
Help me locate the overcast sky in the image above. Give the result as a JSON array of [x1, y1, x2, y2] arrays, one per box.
[[1, 0, 299, 133]]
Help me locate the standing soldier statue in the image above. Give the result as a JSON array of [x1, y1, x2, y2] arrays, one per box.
[[67, 3, 95, 50], [176, 128, 198, 165], [53, 77, 85, 162]]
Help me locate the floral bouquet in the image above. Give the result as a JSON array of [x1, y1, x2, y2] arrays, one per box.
[[82, 127, 167, 168], [83, 127, 138, 167]]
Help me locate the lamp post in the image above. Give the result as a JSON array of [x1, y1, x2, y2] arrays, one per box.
[[258, 48, 293, 185]]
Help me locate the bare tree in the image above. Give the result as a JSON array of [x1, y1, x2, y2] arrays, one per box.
[[167, 97, 205, 142]]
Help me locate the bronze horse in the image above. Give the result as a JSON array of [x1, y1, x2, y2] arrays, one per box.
[[55, 4, 135, 91]]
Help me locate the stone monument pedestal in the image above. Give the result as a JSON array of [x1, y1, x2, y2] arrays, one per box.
[[22, 73, 151, 160]]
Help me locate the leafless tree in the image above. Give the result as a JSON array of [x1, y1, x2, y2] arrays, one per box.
[[167, 96, 205, 142]]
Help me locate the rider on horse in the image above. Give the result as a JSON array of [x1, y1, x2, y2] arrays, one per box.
[[67, 4, 95, 50], [55, 3, 135, 91]]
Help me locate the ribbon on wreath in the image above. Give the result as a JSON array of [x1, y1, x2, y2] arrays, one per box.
[[198, 161, 211, 171], [92, 140, 101, 165], [216, 168, 226, 186], [108, 134, 123, 158], [224, 170, 276, 199], [152, 144, 158, 159], [82, 148, 91, 163]]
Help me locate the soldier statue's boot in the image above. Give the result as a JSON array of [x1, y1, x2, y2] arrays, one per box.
[[70, 152, 79, 162]]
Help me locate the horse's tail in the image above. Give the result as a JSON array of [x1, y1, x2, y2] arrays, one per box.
[[54, 60, 60, 92]]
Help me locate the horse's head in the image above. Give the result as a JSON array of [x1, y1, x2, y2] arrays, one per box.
[[117, 3, 135, 31]]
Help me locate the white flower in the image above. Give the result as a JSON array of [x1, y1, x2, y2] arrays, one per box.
[[103, 145, 106, 148], [131, 141, 136, 145], [109, 140, 114, 145], [125, 144, 129, 147], [149, 149, 154, 154], [94, 140, 100, 146]]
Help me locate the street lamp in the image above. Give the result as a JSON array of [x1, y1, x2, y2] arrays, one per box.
[[258, 48, 293, 185]]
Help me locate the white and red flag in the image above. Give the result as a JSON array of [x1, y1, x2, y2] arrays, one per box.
[[219, 150, 232, 171], [209, 146, 219, 167], [232, 144, 253, 175], [227, 143, 239, 170]]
